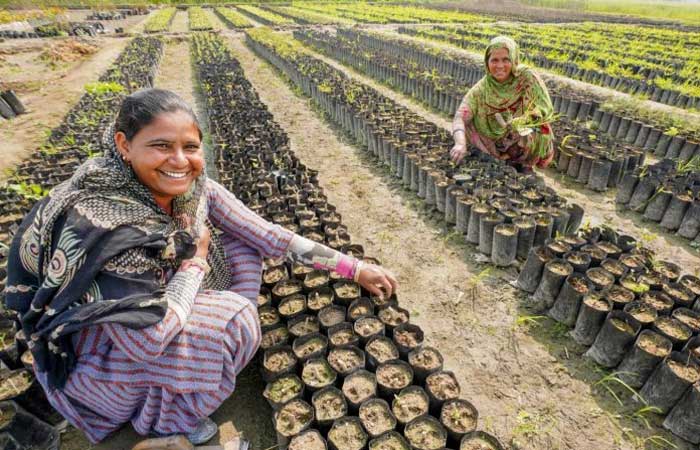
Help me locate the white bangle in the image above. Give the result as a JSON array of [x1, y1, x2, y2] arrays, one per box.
[[353, 260, 364, 283]]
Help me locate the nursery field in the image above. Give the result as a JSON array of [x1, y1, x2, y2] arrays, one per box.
[[1, 3, 700, 450]]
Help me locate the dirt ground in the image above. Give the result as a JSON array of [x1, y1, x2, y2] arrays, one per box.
[[299, 36, 700, 271], [1, 18, 697, 450], [170, 10, 189, 34], [0, 36, 128, 179], [224, 34, 694, 450]]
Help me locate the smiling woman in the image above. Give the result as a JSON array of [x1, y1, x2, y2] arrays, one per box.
[[114, 90, 205, 214], [450, 36, 555, 173], [5, 88, 399, 446]]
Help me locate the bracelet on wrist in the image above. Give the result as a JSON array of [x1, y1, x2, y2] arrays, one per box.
[[353, 260, 364, 283], [181, 256, 211, 275]]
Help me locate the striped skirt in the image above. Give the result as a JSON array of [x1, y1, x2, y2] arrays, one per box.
[[36, 234, 264, 444]]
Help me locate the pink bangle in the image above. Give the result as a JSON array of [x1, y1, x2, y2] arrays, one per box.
[[353, 260, 364, 283]]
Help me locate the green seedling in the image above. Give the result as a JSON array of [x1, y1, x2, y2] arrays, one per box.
[[594, 370, 642, 406]]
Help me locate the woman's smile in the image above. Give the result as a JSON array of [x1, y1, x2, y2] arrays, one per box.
[[158, 169, 192, 180], [115, 110, 205, 213]]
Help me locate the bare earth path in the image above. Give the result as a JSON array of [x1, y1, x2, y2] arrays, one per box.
[[60, 37, 276, 450], [170, 10, 189, 34], [0, 37, 128, 179], [225, 35, 691, 450], [298, 36, 700, 271]]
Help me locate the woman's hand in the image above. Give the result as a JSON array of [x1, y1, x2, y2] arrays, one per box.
[[194, 226, 211, 259], [450, 143, 467, 164], [357, 264, 398, 300]]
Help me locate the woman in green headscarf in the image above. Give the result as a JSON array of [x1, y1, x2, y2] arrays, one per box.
[[451, 36, 555, 173]]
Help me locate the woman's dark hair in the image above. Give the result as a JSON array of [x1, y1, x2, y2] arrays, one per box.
[[115, 88, 202, 140]]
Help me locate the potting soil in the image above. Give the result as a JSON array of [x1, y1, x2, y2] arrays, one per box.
[[290, 317, 320, 336], [394, 328, 422, 347], [296, 337, 326, 358], [367, 338, 399, 363], [656, 318, 692, 341], [442, 401, 478, 433], [667, 360, 700, 382], [265, 376, 302, 404], [378, 305, 409, 326], [262, 327, 289, 349], [0, 370, 32, 400], [313, 390, 345, 421], [377, 364, 411, 388], [404, 418, 445, 449], [330, 328, 358, 347], [393, 390, 428, 423], [674, 311, 700, 331], [460, 437, 498, 450], [359, 401, 394, 436], [343, 373, 376, 403], [308, 291, 334, 310], [328, 420, 367, 450], [289, 430, 326, 450], [409, 347, 442, 371], [275, 400, 314, 435], [638, 333, 671, 358], [427, 372, 460, 400], [627, 305, 656, 325], [329, 348, 363, 372], [279, 297, 306, 316], [356, 317, 384, 336], [569, 276, 590, 294], [335, 283, 361, 299], [265, 349, 296, 372], [370, 432, 410, 450], [302, 360, 336, 387], [609, 318, 635, 335]]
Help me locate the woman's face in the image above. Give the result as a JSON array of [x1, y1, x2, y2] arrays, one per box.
[[488, 47, 513, 83], [115, 111, 204, 208]]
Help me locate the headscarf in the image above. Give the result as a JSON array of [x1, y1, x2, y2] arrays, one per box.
[[466, 36, 554, 158], [5, 124, 231, 389]]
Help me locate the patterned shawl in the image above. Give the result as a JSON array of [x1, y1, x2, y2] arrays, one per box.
[[5, 124, 231, 389], [466, 36, 554, 158]]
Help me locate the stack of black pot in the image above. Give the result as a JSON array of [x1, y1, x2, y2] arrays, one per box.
[[246, 30, 584, 272], [0, 36, 165, 450], [294, 29, 648, 195], [192, 32, 504, 450], [616, 158, 700, 244], [594, 112, 700, 164], [0, 90, 26, 121], [553, 117, 646, 192], [517, 226, 700, 443]]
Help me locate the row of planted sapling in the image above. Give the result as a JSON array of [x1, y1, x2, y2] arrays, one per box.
[[214, 7, 253, 29], [554, 118, 645, 192], [615, 158, 700, 244], [399, 25, 700, 112], [247, 28, 584, 272], [293, 29, 468, 116], [0, 36, 165, 448], [593, 111, 700, 163], [244, 28, 700, 445], [516, 225, 700, 442], [191, 32, 503, 450], [294, 28, 651, 194], [380, 26, 700, 160]]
